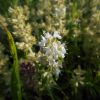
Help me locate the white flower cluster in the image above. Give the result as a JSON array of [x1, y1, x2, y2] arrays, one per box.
[[39, 31, 66, 76], [8, 6, 36, 51], [8, 6, 36, 61], [32, 0, 67, 36], [51, 0, 67, 35]]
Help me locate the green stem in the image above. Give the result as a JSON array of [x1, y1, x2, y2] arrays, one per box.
[[3, 27, 22, 100], [47, 87, 55, 100], [53, 82, 69, 100]]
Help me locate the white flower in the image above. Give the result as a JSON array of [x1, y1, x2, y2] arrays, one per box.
[[39, 31, 66, 77], [53, 31, 62, 39], [45, 32, 53, 39], [54, 68, 61, 77], [60, 44, 66, 58], [39, 35, 47, 46]]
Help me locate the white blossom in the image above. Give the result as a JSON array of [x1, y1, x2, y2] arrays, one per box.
[[39, 32, 66, 77], [45, 32, 53, 39], [53, 31, 62, 39]]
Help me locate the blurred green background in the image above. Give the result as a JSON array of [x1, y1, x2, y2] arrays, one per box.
[[0, 0, 100, 100]]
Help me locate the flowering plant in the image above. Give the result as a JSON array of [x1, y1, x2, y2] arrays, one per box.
[[39, 31, 66, 77], [0, 0, 100, 100]]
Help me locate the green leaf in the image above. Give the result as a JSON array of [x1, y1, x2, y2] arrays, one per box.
[[3, 27, 22, 100]]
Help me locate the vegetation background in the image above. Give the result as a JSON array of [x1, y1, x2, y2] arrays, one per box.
[[0, 0, 100, 100]]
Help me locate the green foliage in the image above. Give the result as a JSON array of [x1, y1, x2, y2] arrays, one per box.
[[0, 0, 18, 15]]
